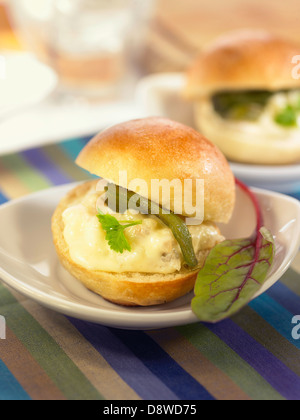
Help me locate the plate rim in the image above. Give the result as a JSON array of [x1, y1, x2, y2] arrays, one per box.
[[0, 182, 300, 329], [230, 161, 300, 182], [0, 101, 144, 157], [0, 51, 58, 112]]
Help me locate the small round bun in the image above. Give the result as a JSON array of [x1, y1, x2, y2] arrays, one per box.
[[76, 117, 235, 224], [185, 30, 300, 98], [52, 181, 209, 307]]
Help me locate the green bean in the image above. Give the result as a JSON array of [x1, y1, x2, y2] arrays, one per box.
[[105, 184, 198, 268]]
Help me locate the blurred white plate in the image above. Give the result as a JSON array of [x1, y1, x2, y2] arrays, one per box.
[[0, 52, 58, 120], [0, 98, 145, 156], [135, 72, 194, 126], [0, 183, 299, 330], [230, 162, 300, 195], [0, 52, 145, 156], [136, 73, 300, 195]]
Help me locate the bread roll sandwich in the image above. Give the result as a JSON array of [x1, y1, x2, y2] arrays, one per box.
[[52, 117, 235, 306], [184, 30, 300, 165]]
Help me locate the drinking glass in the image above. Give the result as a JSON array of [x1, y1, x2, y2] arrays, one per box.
[[9, 0, 155, 100]]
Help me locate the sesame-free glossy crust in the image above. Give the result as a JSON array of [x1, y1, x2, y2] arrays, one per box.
[[76, 117, 235, 224], [185, 30, 300, 97]]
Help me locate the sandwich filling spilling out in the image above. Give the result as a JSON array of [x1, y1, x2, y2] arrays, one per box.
[[211, 89, 300, 132], [62, 183, 224, 275]]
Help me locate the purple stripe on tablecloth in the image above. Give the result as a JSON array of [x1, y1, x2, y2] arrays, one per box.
[[21, 148, 71, 186], [249, 294, 300, 348], [69, 319, 179, 401], [112, 328, 215, 401], [266, 282, 300, 315], [206, 319, 300, 400]]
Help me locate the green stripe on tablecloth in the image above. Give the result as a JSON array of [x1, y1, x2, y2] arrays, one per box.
[[0, 326, 66, 400], [0, 285, 104, 400], [0, 160, 31, 199], [280, 268, 300, 297], [59, 139, 99, 179], [19, 298, 141, 401], [42, 144, 93, 182], [232, 306, 300, 376], [0, 154, 50, 192], [177, 323, 284, 400], [148, 328, 251, 400]]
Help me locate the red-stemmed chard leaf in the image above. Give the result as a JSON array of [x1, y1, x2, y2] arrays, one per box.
[[191, 179, 275, 323]]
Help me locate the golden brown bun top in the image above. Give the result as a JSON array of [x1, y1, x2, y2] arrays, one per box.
[[185, 30, 300, 98], [76, 117, 235, 223]]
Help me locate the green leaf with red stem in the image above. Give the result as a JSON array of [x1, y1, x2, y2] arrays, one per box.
[[191, 180, 275, 323]]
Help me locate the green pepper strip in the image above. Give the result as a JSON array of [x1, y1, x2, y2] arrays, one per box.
[[105, 184, 199, 268]]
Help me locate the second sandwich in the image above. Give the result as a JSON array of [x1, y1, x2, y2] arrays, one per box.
[[185, 30, 300, 165]]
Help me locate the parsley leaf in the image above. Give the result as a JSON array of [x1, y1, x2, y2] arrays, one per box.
[[274, 105, 298, 127], [97, 211, 142, 254]]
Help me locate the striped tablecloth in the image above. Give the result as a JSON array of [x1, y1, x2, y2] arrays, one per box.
[[0, 137, 299, 401]]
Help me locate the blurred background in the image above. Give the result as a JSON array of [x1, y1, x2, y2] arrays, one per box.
[[2, 0, 300, 86], [0, 0, 300, 154], [144, 0, 300, 73]]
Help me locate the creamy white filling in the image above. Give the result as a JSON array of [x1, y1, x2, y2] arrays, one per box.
[[62, 188, 223, 274], [209, 91, 300, 142]]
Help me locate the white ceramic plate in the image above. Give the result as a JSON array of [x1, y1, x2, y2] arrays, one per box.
[[0, 183, 299, 330], [230, 162, 300, 195], [136, 73, 300, 195], [0, 99, 146, 156], [0, 52, 146, 156], [0, 52, 58, 120]]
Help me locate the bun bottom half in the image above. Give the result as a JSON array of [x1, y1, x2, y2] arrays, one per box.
[[194, 101, 300, 165], [52, 181, 210, 307]]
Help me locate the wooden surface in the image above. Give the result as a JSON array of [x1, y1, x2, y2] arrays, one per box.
[[145, 0, 300, 72]]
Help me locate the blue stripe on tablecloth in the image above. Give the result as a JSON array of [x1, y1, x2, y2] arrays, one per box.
[[206, 319, 300, 400], [69, 319, 179, 400], [289, 189, 300, 201], [249, 294, 300, 349], [70, 319, 214, 401], [59, 138, 99, 179], [113, 329, 215, 401], [266, 282, 300, 316], [0, 190, 8, 205], [21, 148, 72, 186], [0, 361, 31, 401], [59, 137, 93, 161]]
